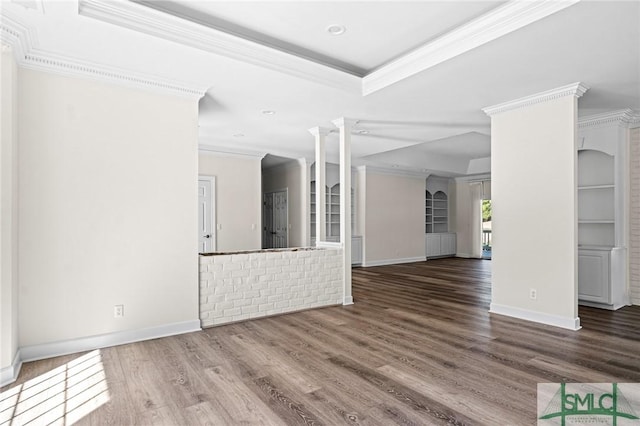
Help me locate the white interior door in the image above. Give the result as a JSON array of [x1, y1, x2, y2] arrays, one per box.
[[273, 191, 288, 248], [263, 190, 288, 248], [264, 193, 274, 248], [198, 177, 216, 252]]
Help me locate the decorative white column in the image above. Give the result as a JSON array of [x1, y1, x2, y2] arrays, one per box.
[[331, 117, 354, 305], [308, 127, 329, 243], [483, 82, 587, 330]]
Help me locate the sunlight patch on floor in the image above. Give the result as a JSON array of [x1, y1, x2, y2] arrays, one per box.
[[0, 350, 110, 425]]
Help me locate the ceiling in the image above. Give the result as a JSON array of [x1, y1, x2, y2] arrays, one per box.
[[3, 0, 639, 176]]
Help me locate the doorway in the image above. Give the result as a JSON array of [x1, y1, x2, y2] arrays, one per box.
[[263, 189, 288, 248], [198, 176, 216, 253], [482, 199, 492, 259]]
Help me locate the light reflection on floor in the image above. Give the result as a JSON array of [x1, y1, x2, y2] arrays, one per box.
[[0, 350, 110, 425]]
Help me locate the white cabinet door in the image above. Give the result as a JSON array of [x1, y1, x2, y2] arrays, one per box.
[[578, 249, 610, 304], [440, 233, 456, 256], [426, 234, 441, 257]]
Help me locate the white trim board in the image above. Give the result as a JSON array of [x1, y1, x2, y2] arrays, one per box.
[[362, 256, 426, 268], [0, 350, 23, 388], [363, 0, 581, 95], [489, 303, 581, 331], [578, 109, 640, 129], [0, 7, 207, 100], [198, 144, 267, 160], [19, 320, 201, 365], [483, 82, 588, 116], [78, 0, 360, 94]]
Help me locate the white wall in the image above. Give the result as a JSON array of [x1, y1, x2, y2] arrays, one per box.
[[199, 152, 262, 251], [18, 69, 200, 347], [1, 46, 19, 371], [490, 95, 579, 329], [364, 170, 425, 265], [263, 161, 307, 247]]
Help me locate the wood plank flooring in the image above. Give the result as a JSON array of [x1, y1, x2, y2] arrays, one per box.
[[3, 258, 640, 425]]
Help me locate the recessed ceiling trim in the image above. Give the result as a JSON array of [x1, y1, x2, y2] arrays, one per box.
[[0, 7, 207, 99], [578, 109, 640, 129], [199, 144, 267, 160], [362, 0, 581, 96], [482, 82, 588, 116], [78, 0, 361, 94]]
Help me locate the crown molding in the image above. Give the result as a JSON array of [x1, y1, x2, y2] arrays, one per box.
[[308, 127, 331, 138], [360, 165, 430, 179], [198, 144, 267, 160], [0, 8, 207, 100], [455, 173, 491, 183], [363, 0, 581, 96], [482, 82, 588, 117], [579, 109, 640, 129], [332, 117, 357, 129], [0, 9, 37, 61], [78, 0, 360, 94], [22, 50, 208, 99]]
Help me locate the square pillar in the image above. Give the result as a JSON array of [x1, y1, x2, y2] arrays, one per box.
[[483, 82, 587, 330], [332, 118, 354, 305]]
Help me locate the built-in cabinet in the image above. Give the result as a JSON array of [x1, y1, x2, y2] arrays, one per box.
[[311, 182, 355, 240], [426, 190, 449, 233], [310, 166, 360, 265], [577, 112, 630, 310], [426, 232, 456, 258], [425, 176, 456, 258], [310, 180, 328, 240]]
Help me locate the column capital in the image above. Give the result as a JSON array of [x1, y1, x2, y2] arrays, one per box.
[[308, 126, 331, 137], [482, 82, 589, 117], [331, 117, 357, 129]]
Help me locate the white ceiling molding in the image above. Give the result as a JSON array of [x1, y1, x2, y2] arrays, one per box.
[[455, 173, 491, 182], [579, 109, 640, 129], [331, 117, 357, 129], [308, 127, 332, 138], [0, 10, 37, 61], [362, 0, 581, 96], [21, 50, 208, 99], [78, 0, 361, 94], [359, 165, 430, 179], [198, 144, 267, 160], [482, 82, 588, 116], [0, 8, 208, 99]]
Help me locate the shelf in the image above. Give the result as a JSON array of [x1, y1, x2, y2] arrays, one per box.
[[578, 184, 614, 190], [578, 220, 614, 224], [426, 188, 448, 234]]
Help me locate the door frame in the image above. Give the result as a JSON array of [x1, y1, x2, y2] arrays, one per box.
[[198, 175, 216, 252], [263, 188, 288, 248]]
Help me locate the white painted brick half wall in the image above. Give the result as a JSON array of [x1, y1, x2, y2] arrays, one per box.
[[199, 248, 344, 327], [630, 128, 640, 305]]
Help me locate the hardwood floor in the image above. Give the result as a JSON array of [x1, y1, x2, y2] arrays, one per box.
[[3, 258, 640, 425]]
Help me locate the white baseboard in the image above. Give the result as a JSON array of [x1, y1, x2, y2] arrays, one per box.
[[19, 320, 201, 364], [362, 256, 426, 267], [343, 296, 354, 305], [490, 303, 581, 331], [0, 350, 23, 387]]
